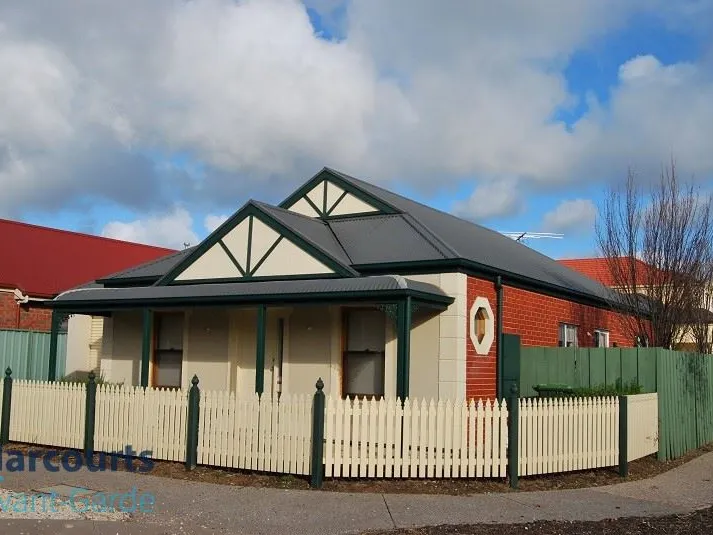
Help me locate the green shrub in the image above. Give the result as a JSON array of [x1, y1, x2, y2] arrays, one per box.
[[572, 378, 642, 397]]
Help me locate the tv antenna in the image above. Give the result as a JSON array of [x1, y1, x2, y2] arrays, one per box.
[[500, 232, 564, 242]]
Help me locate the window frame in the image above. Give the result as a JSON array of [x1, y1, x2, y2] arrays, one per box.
[[594, 329, 610, 348], [151, 312, 184, 389], [341, 307, 386, 399], [559, 322, 579, 347]]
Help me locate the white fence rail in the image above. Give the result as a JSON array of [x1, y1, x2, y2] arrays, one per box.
[[95, 385, 188, 462], [518, 396, 619, 476], [197, 392, 312, 475], [9, 380, 85, 449], [324, 397, 508, 478], [625, 393, 658, 461]]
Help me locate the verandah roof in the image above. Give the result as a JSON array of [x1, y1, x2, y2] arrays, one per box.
[[48, 275, 453, 312]]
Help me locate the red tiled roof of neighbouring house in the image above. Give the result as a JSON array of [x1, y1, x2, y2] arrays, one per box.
[[0, 218, 176, 297], [557, 257, 654, 287]]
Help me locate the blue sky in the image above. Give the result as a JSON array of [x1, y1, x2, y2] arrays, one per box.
[[3, 0, 712, 258]]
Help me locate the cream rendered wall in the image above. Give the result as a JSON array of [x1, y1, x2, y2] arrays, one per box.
[[182, 308, 230, 391], [65, 314, 92, 376], [252, 239, 333, 277], [406, 273, 467, 400], [105, 311, 143, 385], [408, 309, 441, 399], [284, 306, 334, 396]]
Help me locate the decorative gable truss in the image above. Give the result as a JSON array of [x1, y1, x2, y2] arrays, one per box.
[[160, 207, 351, 284], [286, 177, 384, 218]]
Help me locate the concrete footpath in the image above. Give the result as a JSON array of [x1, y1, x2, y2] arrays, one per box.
[[0, 452, 711, 535]]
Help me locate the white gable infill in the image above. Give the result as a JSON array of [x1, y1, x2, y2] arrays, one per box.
[[280, 169, 396, 218], [159, 206, 350, 284]]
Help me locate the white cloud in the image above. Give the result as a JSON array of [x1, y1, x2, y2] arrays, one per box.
[[101, 207, 198, 249], [452, 179, 522, 220], [204, 214, 229, 233], [542, 199, 597, 233], [1, 0, 712, 220]]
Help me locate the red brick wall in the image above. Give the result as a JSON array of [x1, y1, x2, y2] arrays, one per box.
[[467, 276, 635, 400], [0, 292, 52, 331]]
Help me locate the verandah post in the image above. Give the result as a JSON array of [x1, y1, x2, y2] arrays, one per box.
[[618, 395, 629, 477], [396, 297, 412, 400], [140, 308, 152, 388], [508, 383, 519, 489], [0, 368, 13, 445], [255, 304, 266, 395], [48, 311, 61, 381], [310, 378, 325, 488], [84, 371, 97, 458], [185, 375, 200, 470]]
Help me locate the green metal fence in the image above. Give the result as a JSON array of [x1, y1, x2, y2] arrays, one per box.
[[518, 345, 713, 460], [0, 329, 66, 380], [519, 346, 657, 397]]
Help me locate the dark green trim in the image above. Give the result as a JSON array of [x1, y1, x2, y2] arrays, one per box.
[[255, 305, 266, 395], [50, 290, 453, 315], [157, 202, 357, 285], [495, 275, 504, 400], [185, 375, 200, 470], [326, 190, 349, 215], [99, 275, 163, 287], [396, 297, 412, 400], [249, 236, 284, 276], [141, 309, 152, 388], [303, 193, 323, 217], [279, 168, 398, 216], [310, 378, 325, 488], [219, 240, 246, 276], [84, 371, 97, 457], [0, 368, 12, 446], [619, 395, 629, 477], [322, 179, 328, 215], [508, 383, 519, 488], [246, 215, 254, 274], [48, 311, 61, 381]]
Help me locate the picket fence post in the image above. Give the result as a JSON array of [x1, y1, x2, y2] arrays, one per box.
[[618, 395, 628, 477], [508, 383, 519, 489], [185, 375, 200, 470], [310, 378, 326, 488], [0, 368, 12, 445], [84, 371, 97, 458]]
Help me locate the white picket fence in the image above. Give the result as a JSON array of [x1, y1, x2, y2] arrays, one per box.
[[9, 380, 85, 449], [324, 397, 509, 478], [518, 396, 619, 476], [625, 393, 659, 461], [197, 392, 312, 475], [95, 385, 188, 462]]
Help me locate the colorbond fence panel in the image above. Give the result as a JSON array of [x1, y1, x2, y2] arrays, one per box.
[[625, 393, 658, 461], [518, 396, 619, 476], [519, 347, 658, 397], [95, 385, 188, 462], [9, 380, 84, 449], [323, 397, 508, 479], [196, 392, 312, 475], [0, 329, 67, 380]]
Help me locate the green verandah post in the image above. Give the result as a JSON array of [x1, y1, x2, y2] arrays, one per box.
[[0, 368, 13, 445], [508, 383, 519, 489], [48, 311, 62, 381], [84, 371, 97, 458], [310, 378, 326, 488], [185, 375, 200, 470], [618, 395, 629, 477]]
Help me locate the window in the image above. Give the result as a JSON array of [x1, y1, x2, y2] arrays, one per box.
[[559, 323, 578, 347], [343, 309, 385, 398], [594, 329, 609, 348], [153, 313, 184, 388], [474, 308, 487, 343]]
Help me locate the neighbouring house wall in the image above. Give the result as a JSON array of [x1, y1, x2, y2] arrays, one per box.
[[467, 276, 637, 400], [0, 292, 52, 331], [106, 311, 142, 386], [406, 273, 468, 400]]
